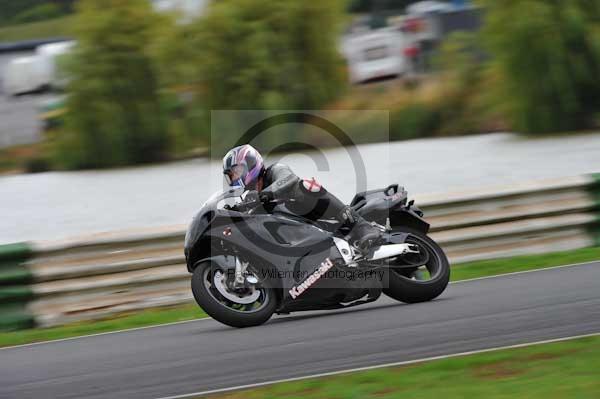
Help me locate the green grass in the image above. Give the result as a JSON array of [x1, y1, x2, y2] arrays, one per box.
[[0, 304, 206, 348], [0, 246, 598, 348], [450, 246, 600, 282], [0, 16, 73, 42], [205, 335, 600, 398]]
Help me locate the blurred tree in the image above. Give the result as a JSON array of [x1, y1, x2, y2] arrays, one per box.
[[54, 0, 168, 169], [11, 4, 64, 24], [190, 0, 346, 111], [172, 0, 347, 154], [0, 0, 75, 26], [150, 15, 211, 156], [435, 31, 494, 135], [482, 0, 600, 133]]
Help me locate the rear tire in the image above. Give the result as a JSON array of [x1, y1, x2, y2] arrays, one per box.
[[383, 228, 450, 304], [191, 260, 278, 328]]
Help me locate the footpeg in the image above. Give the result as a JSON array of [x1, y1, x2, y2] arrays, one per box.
[[404, 244, 420, 254]]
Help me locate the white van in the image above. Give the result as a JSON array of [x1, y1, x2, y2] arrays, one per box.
[[2, 41, 75, 96], [2, 56, 47, 96], [342, 28, 407, 84], [36, 41, 76, 90]]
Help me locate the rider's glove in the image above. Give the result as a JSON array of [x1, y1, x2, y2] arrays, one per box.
[[259, 191, 274, 203], [244, 190, 260, 204]]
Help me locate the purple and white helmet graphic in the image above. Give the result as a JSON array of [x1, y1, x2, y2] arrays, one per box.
[[222, 144, 264, 189]]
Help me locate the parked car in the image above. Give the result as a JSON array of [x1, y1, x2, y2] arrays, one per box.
[[2, 41, 75, 97], [36, 41, 75, 90], [342, 28, 408, 84], [2, 56, 48, 96]]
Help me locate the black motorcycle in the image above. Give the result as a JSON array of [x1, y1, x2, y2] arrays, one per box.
[[184, 184, 450, 328]]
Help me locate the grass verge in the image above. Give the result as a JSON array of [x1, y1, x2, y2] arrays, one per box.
[[0, 246, 599, 348], [0, 16, 74, 42], [205, 334, 600, 398], [449, 246, 600, 282], [0, 304, 206, 348]]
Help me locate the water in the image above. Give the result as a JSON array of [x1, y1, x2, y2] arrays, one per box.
[[1, 132, 599, 244]]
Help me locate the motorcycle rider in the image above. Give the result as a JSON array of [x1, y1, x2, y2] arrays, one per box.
[[222, 144, 382, 252]]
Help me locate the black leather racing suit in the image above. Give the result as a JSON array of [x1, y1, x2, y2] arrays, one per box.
[[260, 163, 380, 248]]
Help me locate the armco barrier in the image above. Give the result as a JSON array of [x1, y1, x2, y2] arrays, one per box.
[[0, 243, 35, 331], [2, 174, 599, 330]]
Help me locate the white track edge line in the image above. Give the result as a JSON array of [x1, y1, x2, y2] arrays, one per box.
[[1, 259, 598, 351], [155, 331, 600, 399], [450, 259, 600, 284], [0, 316, 213, 351]]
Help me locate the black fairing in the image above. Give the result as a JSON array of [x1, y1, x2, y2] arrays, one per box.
[[351, 184, 430, 233], [184, 190, 353, 306]]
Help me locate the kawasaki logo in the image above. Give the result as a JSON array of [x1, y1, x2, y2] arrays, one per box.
[[288, 258, 334, 299]]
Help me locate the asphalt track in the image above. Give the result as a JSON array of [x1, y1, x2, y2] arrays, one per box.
[[1, 262, 599, 399]]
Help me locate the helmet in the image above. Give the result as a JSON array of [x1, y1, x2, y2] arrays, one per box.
[[222, 144, 264, 189]]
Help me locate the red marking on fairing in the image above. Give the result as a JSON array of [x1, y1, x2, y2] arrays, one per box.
[[303, 177, 322, 193]]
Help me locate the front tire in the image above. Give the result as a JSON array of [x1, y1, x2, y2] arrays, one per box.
[[191, 260, 278, 328], [383, 228, 450, 304]]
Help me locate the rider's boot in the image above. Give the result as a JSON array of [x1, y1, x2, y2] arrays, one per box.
[[339, 207, 382, 252]]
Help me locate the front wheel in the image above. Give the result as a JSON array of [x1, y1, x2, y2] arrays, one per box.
[[383, 228, 450, 304], [191, 260, 278, 328]]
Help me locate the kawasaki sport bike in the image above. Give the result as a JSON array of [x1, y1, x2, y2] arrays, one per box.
[[184, 184, 450, 327]]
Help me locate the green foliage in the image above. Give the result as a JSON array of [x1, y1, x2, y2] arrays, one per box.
[[11, 4, 64, 24], [54, 0, 169, 169], [390, 102, 441, 140], [0, 0, 74, 26], [482, 0, 600, 134], [151, 20, 211, 155], [434, 31, 503, 135], [160, 91, 210, 158], [189, 0, 346, 111], [24, 156, 51, 173], [153, 0, 349, 156], [0, 15, 73, 42]]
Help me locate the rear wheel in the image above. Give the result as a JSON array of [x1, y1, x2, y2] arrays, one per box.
[[383, 228, 450, 303], [191, 259, 278, 327]]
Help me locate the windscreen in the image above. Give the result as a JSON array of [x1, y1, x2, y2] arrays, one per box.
[[201, 187, 245, 210]]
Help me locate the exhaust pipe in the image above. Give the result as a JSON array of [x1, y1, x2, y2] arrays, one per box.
[[368, 243, 419, 261]]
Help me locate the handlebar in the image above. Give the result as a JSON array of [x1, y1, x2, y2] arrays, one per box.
[[226, 197, 289, 213]]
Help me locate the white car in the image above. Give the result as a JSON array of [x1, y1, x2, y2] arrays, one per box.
[[2, 56, 47, 96], [36, 41, 76, 89], [2, 41, 75, 97], [342, 28, 407, 84]]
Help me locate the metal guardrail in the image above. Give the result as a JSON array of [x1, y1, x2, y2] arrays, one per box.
[[1, 174, 599, 330]]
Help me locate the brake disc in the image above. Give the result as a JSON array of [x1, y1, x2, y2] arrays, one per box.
[[213, 270, 261, 304]]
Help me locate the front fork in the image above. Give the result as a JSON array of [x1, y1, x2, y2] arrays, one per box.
[[233, 257, 257, 288]]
